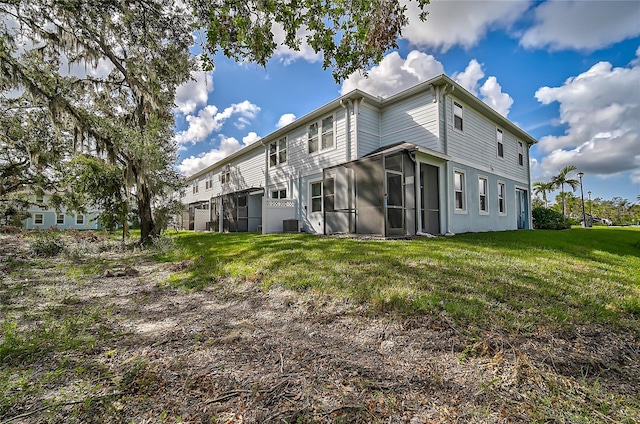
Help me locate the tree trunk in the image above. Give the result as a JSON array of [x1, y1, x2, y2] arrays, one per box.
[[138, 184, 155, 244]]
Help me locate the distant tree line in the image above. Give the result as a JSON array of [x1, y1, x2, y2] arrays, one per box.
[[532, 166, 640, 226]]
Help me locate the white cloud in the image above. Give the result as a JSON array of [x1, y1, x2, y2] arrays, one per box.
[[341, 52, 514, 116], [479, 76, 513, 117], [243, 132, 262, 144], [276, 113, 296, 128], [534, 55, 640, 180], [272, 24, 322, 65], [521, 0, 640, 51], [402, 0, 530, 51], [174, 70, 214, 115], [178, 134, 249, 176], [175, 100, 261, 146], [340, 50, 444, 97], [452, 59, 485, 95]]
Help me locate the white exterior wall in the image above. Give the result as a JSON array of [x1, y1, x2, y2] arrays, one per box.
[[357, 102, 381, 157], [380, 92, 440, 152], [444, 95, 529, 185]]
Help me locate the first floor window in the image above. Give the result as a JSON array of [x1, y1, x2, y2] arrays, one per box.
[[76, 214, 84, 225], [479, 177, 488, 213], [34, 213, 43, 225], [310, 182, 322, 212], [454, 171, 465, 211], [498, 182, 506, 214], [272, 189, 287, 199], [56, 213, 65, 225], [453, 102, 463, 131]]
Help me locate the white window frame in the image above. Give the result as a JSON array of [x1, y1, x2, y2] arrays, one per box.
[[220, 169, 231, 185], [76, 214, 85, 225], [192, 183, 199, 194], [205, 179, 213, 190], [478, 176, 489, 215], [269, 137, 287, 167], [453, 102, 464, 132], [518, 141, 524, 167], [498, 182, 506, 215], [271, 188, 287, 199], [454, 170, 467, 214], [34, 213, 44, 225], [496, 128, 504, 158], [308, 115, 334, 155], [310, 181, 323, 213], [56, 213, 65, 225]]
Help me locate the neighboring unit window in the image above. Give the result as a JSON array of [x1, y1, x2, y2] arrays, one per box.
[[34, 213, 44, 225], [76, 214, 84, 225], [518, 142, 524, 166], [479, 177, 488, 213], [308, 122, 319, 154], [497, 129, 504, 158], [271, 189, 287, 199], [35, 195, 44, 203], [321, 116, 334, 150], [56, 213, 65, 225], [205, 179, 213, 190], [498, 182, 506, 214], [179, 191, 186, 198], [192, 183, 199, 194], [270, 137, 287, 167], [453, 102, 463, 131], [454, 171, 465, 211], [310, 182, 322, 212], [221, 169, 230, 185], [308, 115, 334, 154]]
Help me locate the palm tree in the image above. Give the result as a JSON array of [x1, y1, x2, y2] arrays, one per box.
[[551, 165, 580, 217], [532, 181, 554, 208]]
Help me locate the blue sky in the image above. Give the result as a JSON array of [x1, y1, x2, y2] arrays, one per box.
[[173, 0, 640, 203]]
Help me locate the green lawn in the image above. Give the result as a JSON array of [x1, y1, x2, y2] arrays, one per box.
[[160, 226, 640, 336]]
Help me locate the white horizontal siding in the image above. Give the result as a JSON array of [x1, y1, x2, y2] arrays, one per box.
[[380, 92, 440, 151], [445, 96, 529, 183], [357, 103, 380, 157]]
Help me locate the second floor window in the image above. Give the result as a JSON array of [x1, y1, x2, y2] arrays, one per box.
[[192, 184, 199, 194], [453, 102, 463, 131], [497, 129, 504, 158], [308, 115, 334, 154], [270, 137, 287, 167], [518, 142, 524, 166], [221, 169, 230, 185]]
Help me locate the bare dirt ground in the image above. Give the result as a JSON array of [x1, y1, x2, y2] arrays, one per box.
[[1, 233, 638, 423]]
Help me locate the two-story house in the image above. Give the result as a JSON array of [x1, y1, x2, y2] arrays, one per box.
[[23, 193, 102, 230], [180, 74, 536, 236]]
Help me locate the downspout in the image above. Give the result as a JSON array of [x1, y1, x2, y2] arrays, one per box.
[[340, 99, 352, 161], [441, 83, 452, 234], [353, 98, 359, 158]]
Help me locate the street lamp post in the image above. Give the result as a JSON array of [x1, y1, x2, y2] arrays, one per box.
[[578, 172, 586, 228], [588, 191, 592, 227]]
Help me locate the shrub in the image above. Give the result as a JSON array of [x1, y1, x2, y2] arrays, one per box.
[[0, 226, 23, 234], [29, 232, 66, 257], [532, 207, 571, 230]]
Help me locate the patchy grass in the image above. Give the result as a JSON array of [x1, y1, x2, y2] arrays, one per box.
[[159, 227, 640, 335], [1, 228, 638, 423]]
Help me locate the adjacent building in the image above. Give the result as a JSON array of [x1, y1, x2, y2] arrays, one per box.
[[180, 74, 537, 236], [23, 193, 102, 231]]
